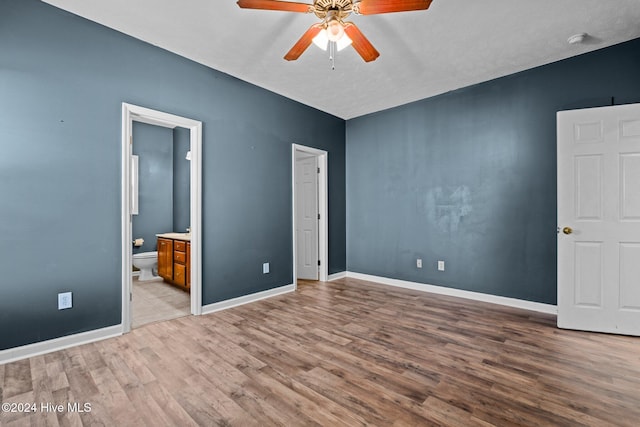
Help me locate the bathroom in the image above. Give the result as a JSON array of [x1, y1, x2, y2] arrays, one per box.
[[131, 121, 191, 328]]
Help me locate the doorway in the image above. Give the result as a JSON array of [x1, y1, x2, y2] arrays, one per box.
[[292, 144, 328, 286], [121, 103, 203, 334]]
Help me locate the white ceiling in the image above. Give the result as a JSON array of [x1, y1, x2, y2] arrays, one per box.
[[43, 0, 640, 119]]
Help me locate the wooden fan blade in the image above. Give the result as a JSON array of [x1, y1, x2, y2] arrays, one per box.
[[284, 24, 323, 61], [356, 0, 432, 15], [237, 0, 312, 13], [343, 23, 380, 62]]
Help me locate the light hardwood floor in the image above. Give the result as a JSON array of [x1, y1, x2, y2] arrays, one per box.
[[1, 277, 639, 426]]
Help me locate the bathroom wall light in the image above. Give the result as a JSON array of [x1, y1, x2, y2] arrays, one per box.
[[185, 151, 192, 161]]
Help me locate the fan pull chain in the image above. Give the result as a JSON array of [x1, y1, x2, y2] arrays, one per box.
[[329, 41, 335, 70]]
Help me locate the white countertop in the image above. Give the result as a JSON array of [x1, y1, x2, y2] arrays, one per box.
[[156, 232, 191, 242]]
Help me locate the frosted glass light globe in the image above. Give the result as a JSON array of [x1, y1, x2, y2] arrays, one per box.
[[326, 19, 345, 42]]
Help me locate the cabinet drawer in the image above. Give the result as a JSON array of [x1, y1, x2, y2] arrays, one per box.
[[174, 250, 186, 263], [174, 240, 187, 252]]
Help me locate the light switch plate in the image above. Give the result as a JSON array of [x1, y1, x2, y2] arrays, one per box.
[[416, 259, 422, 268], [263, 262, 270, 274], [58, 292, 72, 310], [438, 261, 445, 271]]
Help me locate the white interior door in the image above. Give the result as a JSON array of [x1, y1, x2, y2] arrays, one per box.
[[557, 103, 640, 336], [296, 155, 319, 280]]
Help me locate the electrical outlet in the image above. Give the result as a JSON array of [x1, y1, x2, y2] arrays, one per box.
[[416, 259, 422, 268], [438, 260, 445, 271], [58, 292, 72, 310], [263, 262, 270, 274]]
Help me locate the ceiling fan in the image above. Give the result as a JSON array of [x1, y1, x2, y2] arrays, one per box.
[[237, 0, 433, 62]]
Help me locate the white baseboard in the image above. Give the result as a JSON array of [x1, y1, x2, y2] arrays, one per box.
[[346, 272, 557, 315], [201, 284, 296, 315], [1, 274, 554, 364], [0, 325, 122, 365], [328, 271, 347, 281]]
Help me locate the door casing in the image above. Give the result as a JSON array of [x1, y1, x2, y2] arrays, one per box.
[[292, 144, 328, 285], [121, 103, 203, 333]]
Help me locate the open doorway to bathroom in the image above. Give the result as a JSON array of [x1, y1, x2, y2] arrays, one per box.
[[130, 122, 191, 328], [121, 103, 202, 334]]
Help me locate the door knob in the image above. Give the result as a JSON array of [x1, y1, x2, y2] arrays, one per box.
[[562, 226, 573, 235]]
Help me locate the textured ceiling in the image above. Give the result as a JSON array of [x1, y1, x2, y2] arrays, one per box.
[[42, 0, 640, 119]]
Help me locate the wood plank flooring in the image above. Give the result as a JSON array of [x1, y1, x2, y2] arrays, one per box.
[[2, 277, 639, 426]]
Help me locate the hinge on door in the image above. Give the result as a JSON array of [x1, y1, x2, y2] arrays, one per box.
[[318, 213, 320, 220], [318, 260, 321, 266], [130, 136, 133, 145], [130, 293, 132, 301], [317, 167, 320, 173]]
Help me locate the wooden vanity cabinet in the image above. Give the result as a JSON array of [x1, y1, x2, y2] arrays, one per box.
[[157, 238, 173, 281], [157, 237, 191, 292], [186, 242, 191, 289]]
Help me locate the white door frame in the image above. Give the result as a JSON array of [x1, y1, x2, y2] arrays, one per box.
[[292, 144, 328, 286], [121, 103, 203, 333]]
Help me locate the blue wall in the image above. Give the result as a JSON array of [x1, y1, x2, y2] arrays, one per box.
[[3, 0, 639, 352], [346, 38, 640, 304], [173, 127, 191, 234], [132, 122, 174, 254], [0, 0, 346, 350]]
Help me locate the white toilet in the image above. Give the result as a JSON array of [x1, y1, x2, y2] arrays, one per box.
[[132, 251, 158, 281]]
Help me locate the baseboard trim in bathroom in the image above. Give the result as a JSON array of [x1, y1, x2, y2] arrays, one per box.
[[0, 325, 122, 365], [201, 284, 295, 315]]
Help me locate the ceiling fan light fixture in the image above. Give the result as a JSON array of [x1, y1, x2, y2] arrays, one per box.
[[326, 19, 345, 42], [336, 33, 352, 51], [238, 0, 402, 63], [312, 29, 329, 50]]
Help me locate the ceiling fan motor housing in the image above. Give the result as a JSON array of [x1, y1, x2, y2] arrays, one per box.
[[313, 0, 354, 20]]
